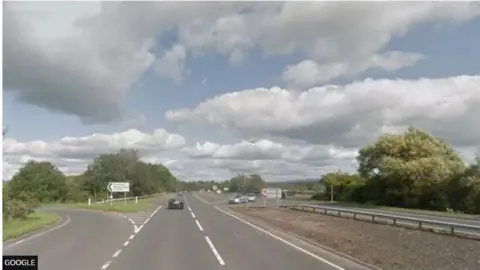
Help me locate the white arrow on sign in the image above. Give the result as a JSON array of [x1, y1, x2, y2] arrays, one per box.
[[108, 182, 130, 193], [261, 188, 268, 197]]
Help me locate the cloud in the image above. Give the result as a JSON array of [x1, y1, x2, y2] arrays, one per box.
[[2, 129, 186, 180], [153, 44, 188, 84], [282, 51, 425, 89], [166, 75, 480, 148], [183, 139, 357, 165], [4, 2, 480, 124]]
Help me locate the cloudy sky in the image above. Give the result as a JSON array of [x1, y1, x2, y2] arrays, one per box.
[[3, 2, 480, 182]]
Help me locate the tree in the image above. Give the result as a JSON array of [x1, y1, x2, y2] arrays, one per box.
[[356, 127, 466, 210], [228, 174, 266, 193], [8, 161, 68, 203], [81, 149, 179, 199]]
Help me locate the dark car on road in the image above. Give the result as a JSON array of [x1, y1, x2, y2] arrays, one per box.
[[167, 198, 185, 209]]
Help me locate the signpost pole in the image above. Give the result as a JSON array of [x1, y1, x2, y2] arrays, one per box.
[[107, 182, 130, 206], [261, 188, 268, 208]]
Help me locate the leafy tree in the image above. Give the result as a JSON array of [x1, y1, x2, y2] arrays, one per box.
[[356, 127, 465, 210], [8, 161, 68, 203]]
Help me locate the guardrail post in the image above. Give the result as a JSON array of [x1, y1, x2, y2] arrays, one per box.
[[88, 198, 91, 205], [135, 196, 138, 204]]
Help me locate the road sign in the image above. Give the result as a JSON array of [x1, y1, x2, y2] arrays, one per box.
[[261, 188, 268, 197], [213, 185, 218, 191], [108, 182, 130, 193]]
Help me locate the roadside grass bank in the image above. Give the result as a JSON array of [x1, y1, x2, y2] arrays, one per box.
[[3, 211, 59, 241], [308, 200, 479, 220], [65, 195, 169, 213]]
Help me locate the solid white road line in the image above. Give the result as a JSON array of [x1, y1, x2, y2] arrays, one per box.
[[214, 206, 345, 270], [192, 194, 211, 204], [205, 236, 226, 266], [195, 220, 204, 231], [5, 215, 72, 249]]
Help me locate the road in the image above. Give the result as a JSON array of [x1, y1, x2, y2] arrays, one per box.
[[3, 193, 371, 270], [107, 193, 368, 270], [3, 209, 133, 270]]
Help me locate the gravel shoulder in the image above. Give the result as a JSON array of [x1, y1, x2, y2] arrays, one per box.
[[229, 206, 480, 270]]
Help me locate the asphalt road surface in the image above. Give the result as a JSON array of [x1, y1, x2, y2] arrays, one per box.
[[107, 193, 368, 270], [3, 194, 370, 270], [3, 209, 133, 270]]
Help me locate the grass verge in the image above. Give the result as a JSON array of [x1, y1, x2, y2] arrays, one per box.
[[311, 201, 479, 220], [3, 211, 59, 242], [66, 195, 167, 213]]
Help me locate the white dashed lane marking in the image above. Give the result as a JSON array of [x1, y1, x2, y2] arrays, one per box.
[[99, 202, 167, 269], [191, 211, 196, 218], [112, 249, 122, 257], [101, 261, 111, 270], [205, 236, 226, 266], [195, 220, 204, 231]]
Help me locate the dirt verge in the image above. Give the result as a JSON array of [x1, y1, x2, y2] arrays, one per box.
[[230, 207, 480, 270]]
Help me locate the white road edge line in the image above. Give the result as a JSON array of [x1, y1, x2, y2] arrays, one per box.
[[214, 206, 345, 270], [191, 211, 196, 218], [205, 236, 226, 266], [112, 249, 122, 258], [195, 220, 204, 231], [4, 214, 72, 249], [101, 261, 111, 269], [193, 194, 211, 204]]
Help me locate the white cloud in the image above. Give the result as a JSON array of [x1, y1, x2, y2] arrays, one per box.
[[2, 129, 186, 180], [282, 51, 425, 89], [183, 139, 357, 164], [4, 2, 480, 123], [166, 75, 480, 148]]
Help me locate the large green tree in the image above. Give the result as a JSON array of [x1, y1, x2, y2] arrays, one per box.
[[356, 127, 466, 209], [8, 161, 68, 203]]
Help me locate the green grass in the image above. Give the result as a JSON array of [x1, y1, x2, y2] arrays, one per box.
[[313, 201, 479, 220], [66, 195, 167, 213], [3, 211, 59, 242]]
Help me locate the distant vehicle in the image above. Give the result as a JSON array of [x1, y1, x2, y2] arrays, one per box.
[[167, 198, 184, 209], [228, 194, 248, 204], [246, 193, 256, 202]]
